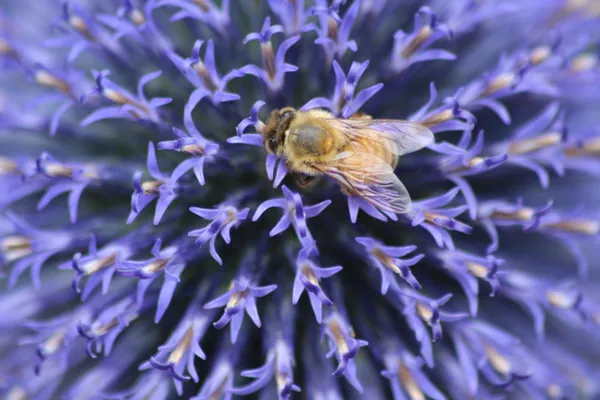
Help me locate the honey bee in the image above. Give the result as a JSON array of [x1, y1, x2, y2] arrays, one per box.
[[262, 107, 434, 214]]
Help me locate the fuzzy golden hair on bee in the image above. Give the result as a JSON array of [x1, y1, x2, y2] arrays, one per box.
[[262, 107, 434, 214]]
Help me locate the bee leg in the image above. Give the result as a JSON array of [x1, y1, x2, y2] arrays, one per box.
[[349, 112, 373, 120], [292, 173, 320, 190]]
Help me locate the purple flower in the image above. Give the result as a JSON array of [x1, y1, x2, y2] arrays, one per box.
[[355, 236, 424, 293], [290, 242, 342, 323], [4, 0, 600, 398], [127, 142, 179, 225], [389, 7, 455, 74], [204, 258, 277, 343], [81, 70, 172, 126]]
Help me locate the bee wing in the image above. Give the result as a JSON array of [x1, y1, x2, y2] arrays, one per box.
[[316, 151, 412, 213], [327, 118, 434, 156]]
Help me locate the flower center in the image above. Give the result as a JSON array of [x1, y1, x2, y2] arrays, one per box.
[[193, 62, 219, 92], [466, 261, 488, 278], [570, 53, 597, 72], [529, 45, 552, 65], [6, 386, 26, 400], [193, 0, 211, 12], [69, 15, 95, 41], [420, 109, 454, 128], [301, 264, 320, 285], [181, 144, 206, 155]]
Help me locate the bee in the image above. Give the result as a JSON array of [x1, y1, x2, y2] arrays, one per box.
[[262, 107, 434, 214]]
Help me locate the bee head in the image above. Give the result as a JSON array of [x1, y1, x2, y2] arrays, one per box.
[[263, 107, 296, 155]]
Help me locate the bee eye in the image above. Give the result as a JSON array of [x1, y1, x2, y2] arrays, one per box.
[[269, 135, 278, 151], [278, 111, 293, 122]]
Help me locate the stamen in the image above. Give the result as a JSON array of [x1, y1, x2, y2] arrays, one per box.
[[401, 25, 433, 59], [482, 72, 516, 96], [0, 157, 17, 174], [490, 208, 535, 222], [570, 53, 598, 72], [81, 254, 117, 275], [547, 384, 562, 399], [371, 248, 401, 274], [193, 62, 218, 92], [529, 45, 552, 65], [181, 144, 206, 155], [416, 303, 433, 322], [44, 163, 74, 178], [129, 9, 145, 26], [167, 326, 194, 364], [466, 261, 488, 278], [142, 258, 169, 275], [327, 17, 339, 43], [451, 157, 485, 173], [1, 236, 33, 262], [564, 137, 600, 157], [69, 15, 94, 41], [301, 264, 320, 285], [141, 181, 163, 195], [41, 330, 66, 356], [544, 219, 599, 235], [193, 0, 211, 12], [546, 290, 574, 308], [104, 89, 150, 116], [261, 42, 277, 82], [399, 361, 426, 400], [420, 109, 454, 128], [508, 132, 562, 155], [226, 289, 247, 308], [328, 320, 349, 354], [6, 386, 26, 400], [35, 70, 72, 96], [485, 345, 511, 375]]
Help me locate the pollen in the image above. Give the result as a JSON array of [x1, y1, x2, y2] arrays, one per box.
[[1, 235, 33, 262], [6, 386, 26, 400], [142, 258, 169, 275], [399, 361, 426, 400], [301, 264, 320, 285], [226, 289, 247, 308], [564, 137, 600, 157], [570, 53, 598, 73], [490, 207, 535, 222], [129, 9, 145, 26], [41, 329, 66, 356], [421, 109, 454, 128], [69, 15, 94, 41], [141, 180, 163, 195], [44, 163, 75, 178], [416, 303, 433, 322], [328, 320, 349, 354], [485, 345, 511, 375], [482, 72, 516, 96], [466, 261, 488, 278], [193, 62, 218, 92], [508, 132, 562, 155], [529, 45, 552, 65], [181, 144, 206, 155], [167, 326, 194, 364], [0, 157, 17, 174], [402, 25, 433, 59], [82, 253, 117, 275], [35, 70, 72, 96], [371, 248, 401, 274], [544, 219, 600, 235], [546, 290, 574, 308]]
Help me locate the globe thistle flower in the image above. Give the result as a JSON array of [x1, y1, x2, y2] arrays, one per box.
[[2, 0, 600, 399]]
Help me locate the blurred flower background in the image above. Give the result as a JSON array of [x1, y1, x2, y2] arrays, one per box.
[[1, 0, 600, 399]]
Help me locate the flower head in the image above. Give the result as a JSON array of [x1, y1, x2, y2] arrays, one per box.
[[3, 0, 600, 399]]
